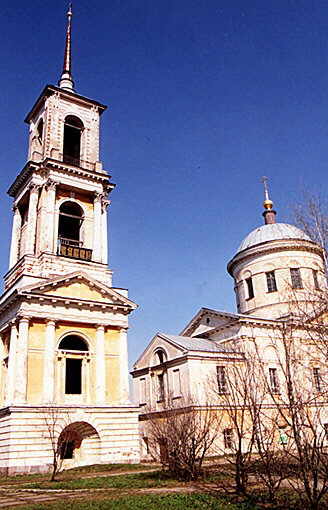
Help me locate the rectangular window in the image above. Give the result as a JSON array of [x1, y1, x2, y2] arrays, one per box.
[[266, 271, 277, 293], [139, 377, 146, 405], [223, 428, 233, 449], [173, 369, 182, 397], [269, 368, 280, 393], [217, 366, 227, 394], [157, 374, 165, 402], [313, 367, 322, 392], [246, 277, 254, 299], [65, 358, 82, 394], [290, 268, 303, 289], [313, 270, 320, 290]]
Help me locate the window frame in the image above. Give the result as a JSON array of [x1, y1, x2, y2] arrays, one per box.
[[245, 277, 254, 300], [223, 428, 233, 449], [217, 366, 228, 394], [266, 271, 277, 293], [269, 367, 280, 394], [290, 268, 303, 290], [313, 367, 322, 392]]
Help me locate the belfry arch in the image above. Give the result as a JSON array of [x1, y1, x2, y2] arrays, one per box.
[[63, 115, 84, 166]]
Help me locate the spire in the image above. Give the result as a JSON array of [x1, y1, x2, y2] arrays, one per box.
[[261, 176, 276, 225], [58, 3, 75, 92]]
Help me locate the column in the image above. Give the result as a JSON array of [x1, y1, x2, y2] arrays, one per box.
[[5, 323, 17, 405], [95, 325, 106, 403], [25, 184, 40, 255], [101, 199, 110, 265], [43, 320, 56, 403], [119, 328, 130, 404], [45, 180, 57, 253], [93, 193, 103, 262], [15, 317, 29, 403], [9, 206, 22, 269]]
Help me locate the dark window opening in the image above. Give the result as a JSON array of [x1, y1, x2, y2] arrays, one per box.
[[65, 358, 82, 394], [290, 268, 303, 289], [156, 350, 166, 364], [217, 366, 227, 394], [206, 317, 211, 325], [59, 335, 88, 351], [313, 270, 320, 290], [313, 367, 322, 392], [223, 428, 233, 449], [60, 440, 75, 459], [266, 271, 277, 293], [157, 374, 165, 401], [269, 367, 280, 393], [58, 201, 83, 246], [63, 115, 84, 167], [37, 119, 44, 141], [246, 277, 254, 299]]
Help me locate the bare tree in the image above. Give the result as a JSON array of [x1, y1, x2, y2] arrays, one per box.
[[42, 406, 71, 481], [143, 394, 218, 481]]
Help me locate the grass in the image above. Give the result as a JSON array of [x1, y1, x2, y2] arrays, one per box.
[[26, 471, 181, 490], [17, 493, 259, 510], [0, 463, 156, 486]]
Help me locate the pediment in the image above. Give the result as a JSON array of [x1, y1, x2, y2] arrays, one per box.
[[19, 271, 137, 310], [133, 333, 186, 370], [180, 307, 240, 337]]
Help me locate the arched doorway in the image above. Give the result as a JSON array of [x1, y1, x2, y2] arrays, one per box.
[[58, 421, 101, 468]]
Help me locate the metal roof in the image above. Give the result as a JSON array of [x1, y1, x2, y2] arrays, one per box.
[[161, 334, 236, 353], [237, 223, 312, 254]]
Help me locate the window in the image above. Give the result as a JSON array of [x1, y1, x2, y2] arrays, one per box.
[[157, 374, 165, 402], [217, 366, 227, 394], [223, 428, 233, 449], [58, 201, 84, 247], [313, 368, 322, 392], [63, 115, 84, 166], [269, 368, 280, 393], [59, 335, 89, 396], [173, 369, 182, 397], [313, 270, 320, 290], [156, 350, 166, 365], [37, 119, 44, 141], [206, 317, 211, 325], [290, 268, 303, 289], [266, 271, 277, 293], [245, 277, 254, 299]]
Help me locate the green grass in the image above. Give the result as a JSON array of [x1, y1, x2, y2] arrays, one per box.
[[27, 471, 180, 490], [0, 463, 156, 486], [18, 493, 259, 510]]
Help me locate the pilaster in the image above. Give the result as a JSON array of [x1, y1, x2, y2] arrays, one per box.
[[43, 320, 56, 403], [93, 193, 103, 262], [25, 185, 40, 255], [119, 328, 130, 403], [101, 199, 110, 265], [9, 207, 22, 269], [44, 180, 57, 253], [6, 322, 18, 405], [14, 317, 29, 404], [95, 325, 106, 403]]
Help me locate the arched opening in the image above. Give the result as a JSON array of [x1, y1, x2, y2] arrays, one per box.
[[58, 201, 84, 248], [37, 119, 44, 141], [57, 421, 100, 465], [58, 335, 89, 395], [155, 349, 167, 365], [63, 115, 84, 167]]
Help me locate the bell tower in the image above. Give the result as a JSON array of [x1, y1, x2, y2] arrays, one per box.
[[0, 6, 140, 474]]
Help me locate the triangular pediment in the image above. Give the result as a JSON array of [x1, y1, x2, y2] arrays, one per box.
[[180, 307, 240, 337], [19, 271, 137, 310], [132, 333, 186, 370]]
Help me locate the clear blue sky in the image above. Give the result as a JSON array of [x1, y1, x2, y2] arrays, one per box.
[[1, 0, 328, 366]]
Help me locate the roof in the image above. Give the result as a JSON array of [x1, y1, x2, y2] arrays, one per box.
[[237, 223, 312, 254], [160, 334, 237, 353]]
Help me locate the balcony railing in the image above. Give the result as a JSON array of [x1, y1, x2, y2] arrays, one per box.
[[58, 237, 92, 261]]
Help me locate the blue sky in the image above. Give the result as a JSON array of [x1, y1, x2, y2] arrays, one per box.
[[1, 0, 328, 366]]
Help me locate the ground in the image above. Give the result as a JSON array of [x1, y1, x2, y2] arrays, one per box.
[[0, 461, 323, 509]]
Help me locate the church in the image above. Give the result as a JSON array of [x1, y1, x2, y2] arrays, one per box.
[[0, 7, 140, 473], [132, 183, 328, 459]]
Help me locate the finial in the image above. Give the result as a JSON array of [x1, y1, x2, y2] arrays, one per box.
[[261, 176, 276, 225], [58, 3, 75, 92]]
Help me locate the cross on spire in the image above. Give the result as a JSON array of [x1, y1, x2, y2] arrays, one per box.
[[260, 176, 276, 225], [58, 3, 75, 92]]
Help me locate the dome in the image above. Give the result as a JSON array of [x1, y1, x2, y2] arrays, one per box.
[[237, 223, 312, 254]]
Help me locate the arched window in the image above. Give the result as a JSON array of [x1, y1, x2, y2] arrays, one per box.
[[155, 349, 167, 365], [58, 201, 84, 247], [37, 119, 44, 141], [63, 115, 84, 166], [59, 335, 89, 395]]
